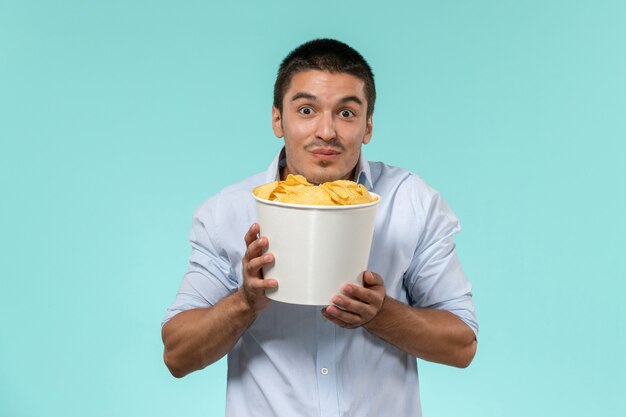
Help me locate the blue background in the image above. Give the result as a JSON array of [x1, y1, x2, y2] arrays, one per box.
[[1, 1, 625, 416]]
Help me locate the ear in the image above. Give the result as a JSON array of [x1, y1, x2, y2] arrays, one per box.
[[362, 116, 373, 144], [272, 106, 284, 138]]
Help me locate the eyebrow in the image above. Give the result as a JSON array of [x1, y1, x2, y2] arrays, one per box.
[[291, 92, 318, 102], [338, 95, 363, 106], [290, 92, 364, 106]]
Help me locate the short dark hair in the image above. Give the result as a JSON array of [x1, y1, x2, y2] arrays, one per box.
[[273, 38, 376, 118]]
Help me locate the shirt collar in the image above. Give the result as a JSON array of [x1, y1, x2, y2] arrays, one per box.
[[266, 147, 373, 190], [265, 148, 285, 183], [354, 151, 373, 190]]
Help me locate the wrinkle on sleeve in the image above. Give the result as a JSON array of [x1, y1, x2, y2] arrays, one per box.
[[162, 197, 238, 326], [403, 182, 478, 337]]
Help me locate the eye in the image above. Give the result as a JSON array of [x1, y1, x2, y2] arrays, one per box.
[[299, 106, 313, 115], [340, 109, 354, 118]]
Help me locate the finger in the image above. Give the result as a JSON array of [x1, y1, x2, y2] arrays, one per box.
[[247, 276, 278, 290], [321, 308, 351, 328], [332, 293, 372, 317], [341, 284, 379, 305], [323, 304, 361, 326], [244, 235, 269, 261], [243, 223, 260, 247], [245, 252, 274, 277]]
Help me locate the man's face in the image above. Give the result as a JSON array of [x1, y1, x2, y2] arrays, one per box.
[[272, 70, 373, 184]]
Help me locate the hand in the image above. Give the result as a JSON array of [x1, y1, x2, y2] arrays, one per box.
[[321, 271, 385, 329], [240, 223, 277, 312]]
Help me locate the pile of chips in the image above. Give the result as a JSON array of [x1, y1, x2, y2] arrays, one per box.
[[253, 174, 377, 206]]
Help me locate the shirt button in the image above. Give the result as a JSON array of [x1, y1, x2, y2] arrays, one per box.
[[321, 367, 329, 375]]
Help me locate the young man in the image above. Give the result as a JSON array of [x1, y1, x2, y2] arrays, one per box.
[[162, 39, 478, 417]]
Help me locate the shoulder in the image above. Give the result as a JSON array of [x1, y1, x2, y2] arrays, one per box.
[[369, 160, 460, 228], [369, 161, 439, 205], [192, 171, 267, 224]]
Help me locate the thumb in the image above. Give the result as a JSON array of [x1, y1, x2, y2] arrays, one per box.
[[363, 271, 383, 286]]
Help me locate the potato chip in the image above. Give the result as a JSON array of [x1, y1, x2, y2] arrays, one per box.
[[252, 174, 378, 206]]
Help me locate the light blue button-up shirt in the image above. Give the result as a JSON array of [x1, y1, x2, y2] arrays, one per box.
[[163, 149, 478, 417]]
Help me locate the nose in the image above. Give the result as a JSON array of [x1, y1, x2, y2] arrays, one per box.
[[315, 111, 336, 142]]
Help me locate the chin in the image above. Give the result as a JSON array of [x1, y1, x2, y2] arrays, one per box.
[[306, 171, 344, 185]]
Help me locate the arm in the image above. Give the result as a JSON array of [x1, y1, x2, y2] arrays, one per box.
[[162, 223, 277, 378], [322, 271, 477, 368]]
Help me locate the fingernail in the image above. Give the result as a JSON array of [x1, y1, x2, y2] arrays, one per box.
[[263, 254, 272, 262]]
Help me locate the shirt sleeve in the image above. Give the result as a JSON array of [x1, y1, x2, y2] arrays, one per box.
[[162, 196, 239, 326], [403, 179, 479, 337]]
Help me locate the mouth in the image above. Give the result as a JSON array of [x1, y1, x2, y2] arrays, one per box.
[[309, 148, 341, 161]]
